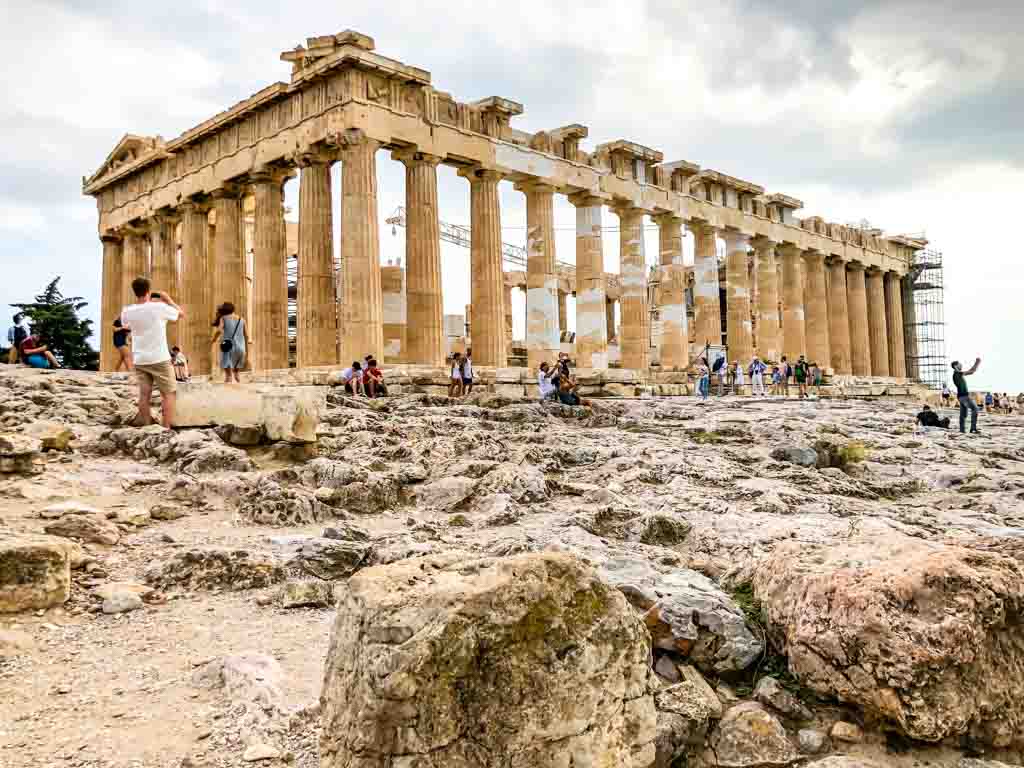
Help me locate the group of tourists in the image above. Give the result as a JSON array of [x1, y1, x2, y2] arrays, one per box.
[[537, 352, 588, 407], [5, 313, 62, 369], [448, 350, 474, 398], [695, 354, 821, 400], [338, 356, 388, 398], [919, 358, 1000, 435]]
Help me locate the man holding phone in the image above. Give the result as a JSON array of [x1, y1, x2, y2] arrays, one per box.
[[120, 277, 184, 428]]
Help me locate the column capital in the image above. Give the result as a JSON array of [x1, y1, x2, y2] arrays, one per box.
[[825, 254, 846, 267], [293, 142, 337, 168], [99, 232, 122, 244], [652, 211, 684, 226], [722, 228, 751, 250], [512, 179, 555, 195], [803, 247, 826, 263], [567, 191, 607, 208], [687, 219, 719, 236], [116, 222, 149, 239], [750, 235, 777, 251], [846, 260, 866, 272], [178, 197, 213, 215], [457, 165, 504, 183], [149, 210, 180, 230], [609, 201, 643, 219], [210, 183, 244, 201], [777, 242, 802, 257], [249, 165, 296, 187], [334, 128, 382, 157], [391, 148, 442, 167]]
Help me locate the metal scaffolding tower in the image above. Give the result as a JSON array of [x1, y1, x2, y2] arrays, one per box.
[[904, 246, 947, 389]]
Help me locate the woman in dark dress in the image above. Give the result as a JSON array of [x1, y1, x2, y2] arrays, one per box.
[[113, 318, 132, 371]]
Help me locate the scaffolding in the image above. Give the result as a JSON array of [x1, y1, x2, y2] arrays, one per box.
[[904, 246, 946, 390]]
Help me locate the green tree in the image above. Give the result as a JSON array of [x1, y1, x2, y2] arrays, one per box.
[[12, 278, 99, 370]]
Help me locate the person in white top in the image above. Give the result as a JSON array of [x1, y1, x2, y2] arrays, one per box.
[[537, 362, 558, 402], [120, 277, 184, 428], [339, 362, 364, 396], [449, 352, 464, 398], [462, 349, 474, 395], [749, 355, 766, 397], [732, 360, 745, 394]]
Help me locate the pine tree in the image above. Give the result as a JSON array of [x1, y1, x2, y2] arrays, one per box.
[[12, 278, 99, 370]]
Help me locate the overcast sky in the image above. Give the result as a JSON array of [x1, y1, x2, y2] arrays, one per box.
[[1, 0, 1021, 391]]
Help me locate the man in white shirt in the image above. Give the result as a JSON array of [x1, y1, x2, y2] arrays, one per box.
[[120, 277, 184, 428], [340, 362, 364, 396], [537, 362, 557, 402]]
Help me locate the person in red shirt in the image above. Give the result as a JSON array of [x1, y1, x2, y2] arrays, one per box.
[[20, 335, 61, 369], [364, 359, 388, 398]]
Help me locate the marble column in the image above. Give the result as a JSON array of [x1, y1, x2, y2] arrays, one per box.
[[251, 169, 290, 370], [459, 166, 506, 367], [517, 181, 560, 369], [121, 228, 149, 307], [394, 150, 444, 367], [100, 234, 123, 372], [753, 238, 780, 361], [296, 152, 337, 368], [692, 221, 722, 348], [148, 214, 179, 349], [339, 133, 383, 365], [654, 214, 687, 369], [504, 283, 514, 347], [569, 194, 608, 369], [846, 263, 871, 376], [885, 272, 907, 378], [614, 205, 648, 370], [827, 258, 852, 374], [606, 298, 616, 343], [779, 244, 806, 360], [557, 291, 567, 338], [211, 187, 245, 324], [866, 269, 890, 377], [179, 201, 212, 374], [803, 249, 830, 368], [901, 277, 919, 380], [724, 230, 753, 365]]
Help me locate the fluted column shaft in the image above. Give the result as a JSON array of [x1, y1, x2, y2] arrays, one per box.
[[180, 202, 212, 374], [462, 167, 507, 367], [885, 272, 907, 378], [100, 235, 123, 372], [121, 230, 149, 307], [804, 250, 830, 367], [340, 135, 383, 365], [614, 205, 648, 370], [827, 259, 852, 374], [754, 239, 780, 361], [606, 299, 616, 343], [519, 182, 560, 368], [655, 214, 687, 369], [569, 195, 607, 369], [211, 188, 245, 323], [251, 171, 290, 370], [148, 215, 179, 349], [297, 156, 336, 368], [779, 244, 806, 360], [692, 222, 722, 348], [866, 269, 890, 376], [725, 231, 753, 365], [557, 292, 567, 335], [901, 277, 919, 380], [846, 264, 871, 376]]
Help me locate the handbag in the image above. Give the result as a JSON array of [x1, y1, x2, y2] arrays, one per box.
[[220, 317, 240, 353]]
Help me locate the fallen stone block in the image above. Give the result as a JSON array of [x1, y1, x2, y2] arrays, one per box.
[[173, 383, 324, 444], [0, 534, 70, 613]]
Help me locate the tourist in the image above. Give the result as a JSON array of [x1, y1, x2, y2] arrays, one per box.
[[941, 383, 952, 407], [211, 302, 249, 384], [714, 356, 727, 396], [19, 334, 61, 369], [749, 355, 766, 397], [537, 362, 558, 402], [120, 277, 182, 429], [779, 356, 790, 396], [794, 355, 809, 399], [448, 353, 463, 398], [984, 391, 994, 413], [811, 361, 823, 394], [171, 346, 190, 382], [916, 404, 950, 429], [340, 361, 363, 396], [462, 349, 474, 395], [556, 375, 589, 407], [770, 365, 782, 396], [6, 313, 29, 364], [557, 352, 572, 380], [364, 358, 388, 398], [951, 358, 982, 434], [112, 318, 132, 371], [697, 357, 710, 400], [733, 360, 745, 395]]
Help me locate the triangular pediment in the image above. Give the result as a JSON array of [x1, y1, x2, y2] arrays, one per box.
[[84, 134, 163, 189]]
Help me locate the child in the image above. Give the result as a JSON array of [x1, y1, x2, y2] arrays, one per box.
[[771, 366, 782, 396], [171, 346, 190, 382], [364, 358, 387, 397], [449, 353, 464, 398]]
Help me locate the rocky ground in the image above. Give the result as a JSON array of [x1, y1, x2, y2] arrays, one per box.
[[2, 365, 1023, 768]]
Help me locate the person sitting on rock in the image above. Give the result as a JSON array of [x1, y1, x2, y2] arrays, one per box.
[[340, 361, 364, 396], [555, 374, 588, 407], [364, 359, 387, 398], [916, 404, 950, 429], [171, 346, 190, 382], [449, 353, 463, 398], [537, 362, 558, 402], [20, 334, 61, 369]]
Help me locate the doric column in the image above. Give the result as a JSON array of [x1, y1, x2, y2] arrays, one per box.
[[654, 213, 687, 369], [296, 150, 337, 368], [866, 268, 890, 376], [901, 277, 919, 380], [394, 150, 444, 367], [100, 234, 123, 372], [148, 214, 179, 349], [459, 166, 507, 367], [569, 194, 608, 369], [179, 201, 212, 374], [846, 263, 871, 376], [885, 272, 907, 378], [606, 298, 616, 343], [753, 238, 780, 361], [120, 227, 149, 307], [250, 169, 291, 370], [211, 186, 245, 322], [779, 244, 806, 360], [504, 283, 514, 346], [724, 230, 753, 365], [557, 291, 568, 337], [827, 258, 852, 374], [613, 204, 648, 370], [692, 221, 722, 348], [516, 181, 560, 369], [803, 249, 830, 369]]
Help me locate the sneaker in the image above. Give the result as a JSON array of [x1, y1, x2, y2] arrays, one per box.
[[970, 430, 983, 435]]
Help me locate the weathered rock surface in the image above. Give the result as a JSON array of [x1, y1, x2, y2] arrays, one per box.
[[287, 537, 372, 580], [280, 579, 334, 608], [0, 534, 70, 612], [238, 477, 333, 526], [144, 548, 285, 591], [320, 551, 656, 767], [755, 676, 813, 720], [654, 680, 714, 767], [44, 513, 120, 545], [708, 702, 799, 767], [0, 432, 41, 474], [24, 420, 75, 452]]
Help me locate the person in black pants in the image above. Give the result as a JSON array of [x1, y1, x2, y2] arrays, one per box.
[[951, 358, 982, 434], [916, 404, 949, 429], [112, 318, 132, 371]]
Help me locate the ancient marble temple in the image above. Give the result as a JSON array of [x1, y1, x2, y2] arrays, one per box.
[[84, 30, 926, 379]]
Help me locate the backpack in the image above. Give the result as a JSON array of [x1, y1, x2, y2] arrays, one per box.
[[12, 324, 28, 349], [711, 356, 725, 373]]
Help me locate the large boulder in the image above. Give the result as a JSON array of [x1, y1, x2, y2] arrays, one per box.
[[144, 547, 284, 591], [320, 552, 656, 768], [288, 537, 372, 580], [751, 535, 1024, 747], [0, 534, 70, 613], [0, 433, 41, 474]]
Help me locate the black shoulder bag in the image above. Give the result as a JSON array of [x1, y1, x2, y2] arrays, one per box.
[[220, 318, 240, 353]]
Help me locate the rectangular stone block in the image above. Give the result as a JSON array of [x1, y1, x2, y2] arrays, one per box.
[[174, 383, 324, 443]]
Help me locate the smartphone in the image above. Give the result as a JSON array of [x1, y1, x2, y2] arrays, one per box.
[[151, 292, 161, 299]]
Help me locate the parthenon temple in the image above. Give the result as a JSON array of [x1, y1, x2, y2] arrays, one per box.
[[84, 30, 928, 390]]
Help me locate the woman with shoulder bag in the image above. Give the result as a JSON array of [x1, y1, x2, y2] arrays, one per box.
[[211, 302, 250, 383]]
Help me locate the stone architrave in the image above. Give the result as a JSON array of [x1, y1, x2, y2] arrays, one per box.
[[148, 214, 179, 349], [885, 271, 907, 378], [459, 166, 507, 367], [296, 149, 337, 368], [779, 244, 806, 360], [752, 238, 780, 362], [827, 258, 852, 374], [724, 230, 753, 365], [569, 194, 608, 369], [394, 150, 444, 367], [866, 269, 890, 377], [211, 186, 245, 328], [339, 130, 384, 365], [613, 204, 648, 371], [120, 227, 149, 307], [655, 214, 687, 369], [517, 181, 560, 369], [691, 221, 722, 349], [100, 234, 123, 372], [180, 201, 212, 375], [250, 169, 291, 371], [846, 263, 872, 376], [803, 249, 830, 369]]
